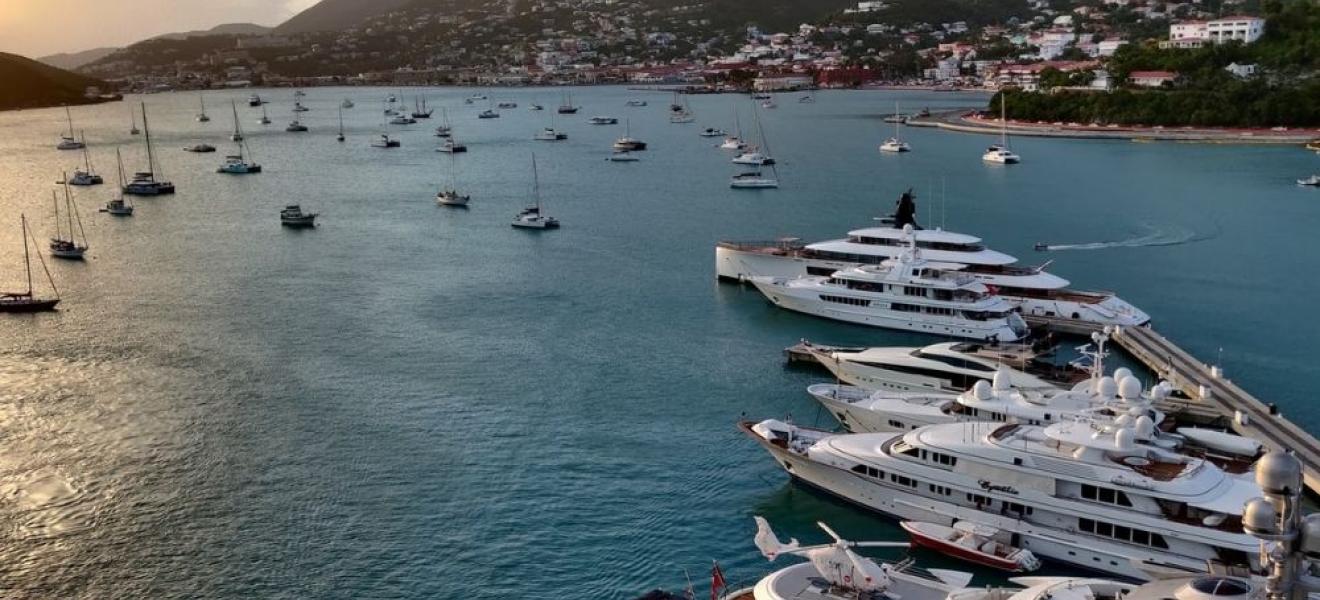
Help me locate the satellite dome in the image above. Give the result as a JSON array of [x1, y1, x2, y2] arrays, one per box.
[[1134, 415, 1155, 439], [973, 380, 993, 401], [1255, 451, 1303, 495], [992, 367, 1011, 392], [1113, 367, 1134, 382], [1096, 376, 1117, 399], [1243, 497, 1279, 536], [1118, 376, 1142, 400], [1302, 514, 1320, 558], [1115, 427, 1136, 450]]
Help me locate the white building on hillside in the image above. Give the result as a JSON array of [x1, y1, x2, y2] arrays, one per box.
[[1164, 16, 1264, 48]]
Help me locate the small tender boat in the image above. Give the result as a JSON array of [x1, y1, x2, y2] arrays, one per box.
[[625, 100, 647, 107], [699, 127, 725, 137], [280, 205, 317, 228], [389, 114, 416, 125], [730, 171, 779, 189], [496, 101, 517, 109], [248, 94, 263, 107], [436, 139, 467, 153], [588, 116, 618, 125], [184, 143, 216, 153], [286, 120, 308, 132], [607, 150, 639, 162], [900, 521, 1041, 573], [1, 215, 60, 313], [1297, 175, 1320, 186], [371, 134, 401, 148], [534, 127, 567, 141], [478, 109, 500, 119], [528, 103, 544, 111]]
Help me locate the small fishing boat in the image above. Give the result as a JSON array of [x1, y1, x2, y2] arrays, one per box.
[[900, 521, 1041, 573], [286, 120, 308, 132], [1297, 175, 1320, 186], [49, 181, 88, 260], [588, 116, 618, 125], [512, 155, 559, 230], [371, 134, 400, 148], [534, 127, 567, 141], [183, 143, 216, 153], [280, 205, 317, 228], [1, 215, 60, 313], [478, 109, 500, 119], [496, 101, 517, 109], [68, 133, 103, 185], [57, 106, 85, 150], [699, 127, 725, 137]]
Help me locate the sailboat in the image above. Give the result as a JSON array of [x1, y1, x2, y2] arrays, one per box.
[[512, 154, 559, 229], [371, 107, 400, 147], [50, 179, 89, 259], [721, 103, 747, 150], [129, 110, 141, 135], [68, 132, 103, 185], [258, 104, 272, 125], [218, 102, 261, 174], [557, 92, 578, 114], [196, 95, 210, 122], [104, 149, 134, 215], [411, 96, 433, 119], [230, 101, 244, 141], [732, 101, 776, 165], [730, 101, 779, 189], [124, 103, 176, 195], [435, 107, 453, 138], [337, 106, 345, 142], [669, 92, 694, 124], [982, 94, 1020, 164], [1, 214, 60, 313], [534, 111, 567, 141], [57, 106, 84, 150], [436, 151, 470, 207], [611, 119, 647, 151], [880, 101, 912, 153]]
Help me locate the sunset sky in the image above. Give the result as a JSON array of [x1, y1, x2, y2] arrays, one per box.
[[0, 0, 321, 58]]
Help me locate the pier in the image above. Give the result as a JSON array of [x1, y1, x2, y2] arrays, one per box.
[[786, 323, 1320, 494]]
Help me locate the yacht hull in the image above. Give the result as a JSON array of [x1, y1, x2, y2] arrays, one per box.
[[716, 245, 1149, 327], [0, 298, 60, 313]]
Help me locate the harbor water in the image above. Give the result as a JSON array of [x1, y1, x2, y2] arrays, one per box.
[[1, 87, 1317, 598]]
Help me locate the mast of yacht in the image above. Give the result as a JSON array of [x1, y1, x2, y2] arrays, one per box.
[[115, 148, 130, 207], [894, 101, 902, 140], [80, 130, 94, 173], [1000, 95, 1008, 148], [141, 102, 158, 182], [531, 154, 542, 212], [64, 106, 75, 139], [63, 176, 86, 248], [21, 214, 33, 297], [51, 190, 62, 242], [130, 110, 138, 134]]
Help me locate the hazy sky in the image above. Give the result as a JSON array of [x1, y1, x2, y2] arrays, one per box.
[[0, 0, 321, 58]]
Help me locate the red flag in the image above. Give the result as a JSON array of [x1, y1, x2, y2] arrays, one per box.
[[710, 561, 727, 600]]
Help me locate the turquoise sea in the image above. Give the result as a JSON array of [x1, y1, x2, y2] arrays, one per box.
[[1, 86, 1318, 598]]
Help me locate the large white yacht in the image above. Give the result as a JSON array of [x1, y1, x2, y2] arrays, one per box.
[[741, 412, 1265, 581], [750, 232, 1031, 342], [717, 190, 1149, 327], [801, 340, 1083, 393]]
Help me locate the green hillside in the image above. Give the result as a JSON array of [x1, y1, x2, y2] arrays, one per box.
[[0, 52, 111, 111]]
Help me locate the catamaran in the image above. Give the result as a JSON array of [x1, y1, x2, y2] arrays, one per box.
[[68, 132, 103, 185], [511, 155, 559, 229], [57, 106, 84, 150], [881, 101, 912, 152], [124, 103, 175, 196], [105, 149, 134, 216], [1, 215, 60, 313], [983, 96, 1020, 164], [49, 180, 88, 260], [218, 102, 261, 174], [436, 151, 470, 207]]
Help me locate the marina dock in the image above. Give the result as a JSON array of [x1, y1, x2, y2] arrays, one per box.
[[787, 324, 1320, 495]]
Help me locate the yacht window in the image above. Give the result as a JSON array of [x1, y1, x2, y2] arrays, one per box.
[[1096, 522, 1113, 537], [892, 303, 921, 313], [889, 420, 904, 428], [820, 295, 872, 307], [1190, 578, 1251, 597], [1132, 530, 1150, 545], [903, 286, 926, 297], [911, 352, 996, 373]]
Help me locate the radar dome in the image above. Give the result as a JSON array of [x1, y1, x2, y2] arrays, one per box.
[[1151, 385, 1169, 400], [1255, 451, 1303, 495], [1134, 415, 1156, 439], [992, 367, 1011, 392], [1113, 367, 1134, 382], [902, 224, 914, 235], [973, 380, 993, 401], [1118, 376, 1142, 400], [1115, 427, 1136, 451], [1096, 376, 1117, 399], [1243, 497, 1279, 536], [1114, 414, 1135, 428]]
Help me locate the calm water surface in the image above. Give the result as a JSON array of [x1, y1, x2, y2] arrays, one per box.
[[1, 86, 1317, 598]]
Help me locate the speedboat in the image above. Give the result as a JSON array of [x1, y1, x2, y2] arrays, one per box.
[[341, 99, 355, 109], [184, 143, 216, 153], [625, 100, 648, 107], [730, 171, 779, 189], [478, 109, 499, 119], [607, 151, 639, 162], [715, 190, 1150, 327], [436, 139, 467, 153], [880, 137, 912, 152], [534, 127, 567, 141], [280, 205, 317, 228], [217, 154, 261, 174], [528, 103, 544, 111], [1298, 175, 1320, 186], [496, 101, 517, 109], [285, 121, 308, 132], [371, 134, 401, 148], [248, 94, 263, 107], [436, 189, 470, 207], [901, 521, 1041, 573], [748, 230, 1030, 341], [732, 150, 774, 165], [588, 116, 618, 125], [983, 144, 1020, 164], [700, 127, 725, 137], [389, 114, 416, 125]]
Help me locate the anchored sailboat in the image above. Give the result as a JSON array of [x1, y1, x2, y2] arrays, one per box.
[[104, 149, 134, 216], [50, 179, 89, 259], [436, 150, 470, 207], [880, 101, 912, 153], [196, 95, 210, 122], [218, 102, 261, 174], [124, 103, 175, 195], [68, 132, 103, 185], [337, 105, 345, 142], [511, 154, 559, 229], [57, 106, 84, 150], [1, 214, 60, 313], [983, 94, 1020, 164]]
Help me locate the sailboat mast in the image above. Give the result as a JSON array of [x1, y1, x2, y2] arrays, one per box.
[[21, 215, 32, 296], [65, 106, 74, 138], [141, 102, 156, 181], [81, 131, 93, 171], [52, 190, 61, 240], [1000, 94, 1008, 147], [62, 177, 77, 245], [115, 148, 126, 192], [894, 101, 901, 138], [532, 154, 541, 210]]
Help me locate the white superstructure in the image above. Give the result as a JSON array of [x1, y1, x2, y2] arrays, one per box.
[[716, 194, 1149, 327], [804, 341, 1082, 393], [742, 413, 1264, 581]]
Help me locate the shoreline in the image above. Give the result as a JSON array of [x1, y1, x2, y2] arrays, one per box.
[[908, 110, 1320, 145]]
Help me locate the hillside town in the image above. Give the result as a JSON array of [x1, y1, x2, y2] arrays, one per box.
[[77, 0, 1276, 94]]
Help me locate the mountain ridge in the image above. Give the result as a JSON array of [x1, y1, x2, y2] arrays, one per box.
[[0, 52, 110, 111]]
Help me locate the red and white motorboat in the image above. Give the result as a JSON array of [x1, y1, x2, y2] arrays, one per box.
[[900, 521, 1042, 573]]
